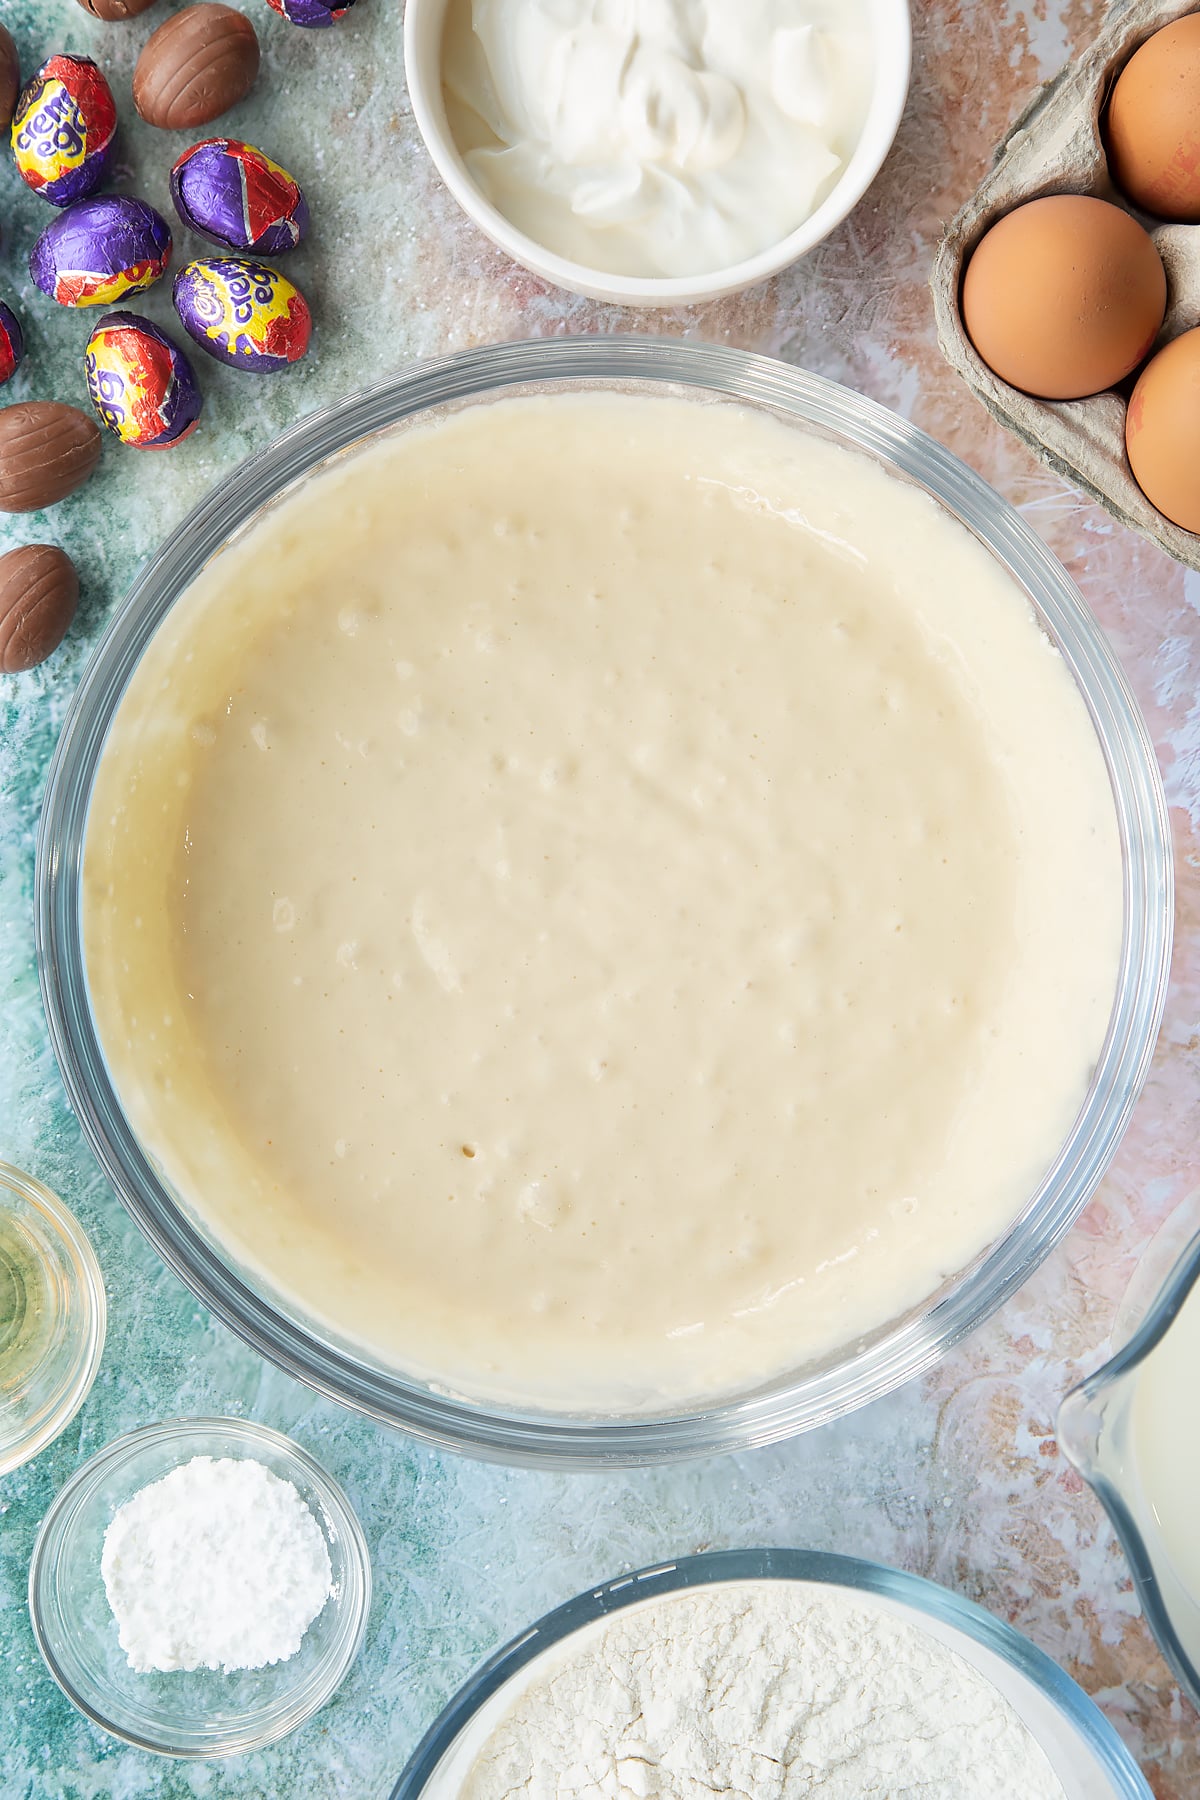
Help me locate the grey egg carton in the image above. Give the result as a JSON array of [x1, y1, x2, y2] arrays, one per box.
[[932, 0, 1200, 571]]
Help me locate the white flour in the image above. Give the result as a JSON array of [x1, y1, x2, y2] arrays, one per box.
[[101, 1454, 333, 1674], [459, 1584, 1067, 1799]]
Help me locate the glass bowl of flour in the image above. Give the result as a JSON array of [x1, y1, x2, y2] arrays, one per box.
[[390, 1549, 1152, 1800], [27, 1416, 371, 1757], [36, 336, 1172, 1465]]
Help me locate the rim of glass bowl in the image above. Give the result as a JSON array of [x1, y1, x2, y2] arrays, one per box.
[[0, 1160, 107, 1477], [27, 1415, 372, 1758], [34, 337, 1173, 1468], [389, 1548, 1152, 1799]]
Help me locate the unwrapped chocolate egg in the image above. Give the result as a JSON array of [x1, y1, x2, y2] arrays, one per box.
[[76, 0, 161, 16], [266, 0, 359, 25], [0, 544, 79, 672], [0, 304, 23, 386], [11, 55, 118, 207], [0, 402, 102, 512], [173, 257, 311, 371], [30, 196, 172, 308], [0, 27, 20, 131], [85, 311, 202, 450], [134, 5, 260, 130], [171, 138, 309, 255]]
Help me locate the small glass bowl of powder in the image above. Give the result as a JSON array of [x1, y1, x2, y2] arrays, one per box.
[[27, 1415, 371, 1757]]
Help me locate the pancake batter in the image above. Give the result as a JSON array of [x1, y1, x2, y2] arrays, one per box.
[[84, 392, 1122, 1410]]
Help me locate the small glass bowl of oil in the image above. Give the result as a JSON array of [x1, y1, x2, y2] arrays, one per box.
[[0, 1161, 106, 1476], [1058, 1201, 1200, 1713]]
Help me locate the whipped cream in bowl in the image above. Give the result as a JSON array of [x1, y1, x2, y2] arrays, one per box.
[[404, 0, 911, 303]]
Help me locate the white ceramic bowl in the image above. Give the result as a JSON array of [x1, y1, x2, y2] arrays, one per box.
[[403, 0, 913, 306]]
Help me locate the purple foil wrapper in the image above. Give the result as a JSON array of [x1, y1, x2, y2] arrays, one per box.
[[170, 139, 309, 256], [265, 0, 359, 27], [30, 196, 172, 308]]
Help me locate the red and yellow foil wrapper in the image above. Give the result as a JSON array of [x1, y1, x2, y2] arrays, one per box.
[[173, 258, 311, 373], [85, 311, 202, 451], [11, 55, 117, 207], [30, 196, 172, 308], [0, 303, 23, 387]]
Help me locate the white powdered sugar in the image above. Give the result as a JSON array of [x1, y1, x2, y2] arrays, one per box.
[[460, 1584, 1067, 1799], [101, 1454, 333, 1674]]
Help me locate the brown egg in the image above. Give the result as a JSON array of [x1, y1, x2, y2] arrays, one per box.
[[1107, 16, 1200, 221], [961, 195, 1166, 399], [1126, 327, 1200, 533]]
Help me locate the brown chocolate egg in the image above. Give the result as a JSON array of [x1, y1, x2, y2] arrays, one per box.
[[134, 5, 260, 131], [1107, 16, 1200, 221], [77, 0, 161, 15], [0, 403, 103, 512], [961, 195, 1166, 399], [0, 25, 19, 130], [1126, 327, 1200, 533], [0, 544, 78, 672]]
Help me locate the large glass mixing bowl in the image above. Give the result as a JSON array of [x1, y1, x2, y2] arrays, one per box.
[[35, 339, 1172, 1466]]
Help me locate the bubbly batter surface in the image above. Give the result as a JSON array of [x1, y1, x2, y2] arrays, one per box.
[[84, 393, 1122, 1410]]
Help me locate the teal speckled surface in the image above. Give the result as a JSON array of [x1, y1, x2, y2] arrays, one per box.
[[3, 2, 1199, 1795]]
